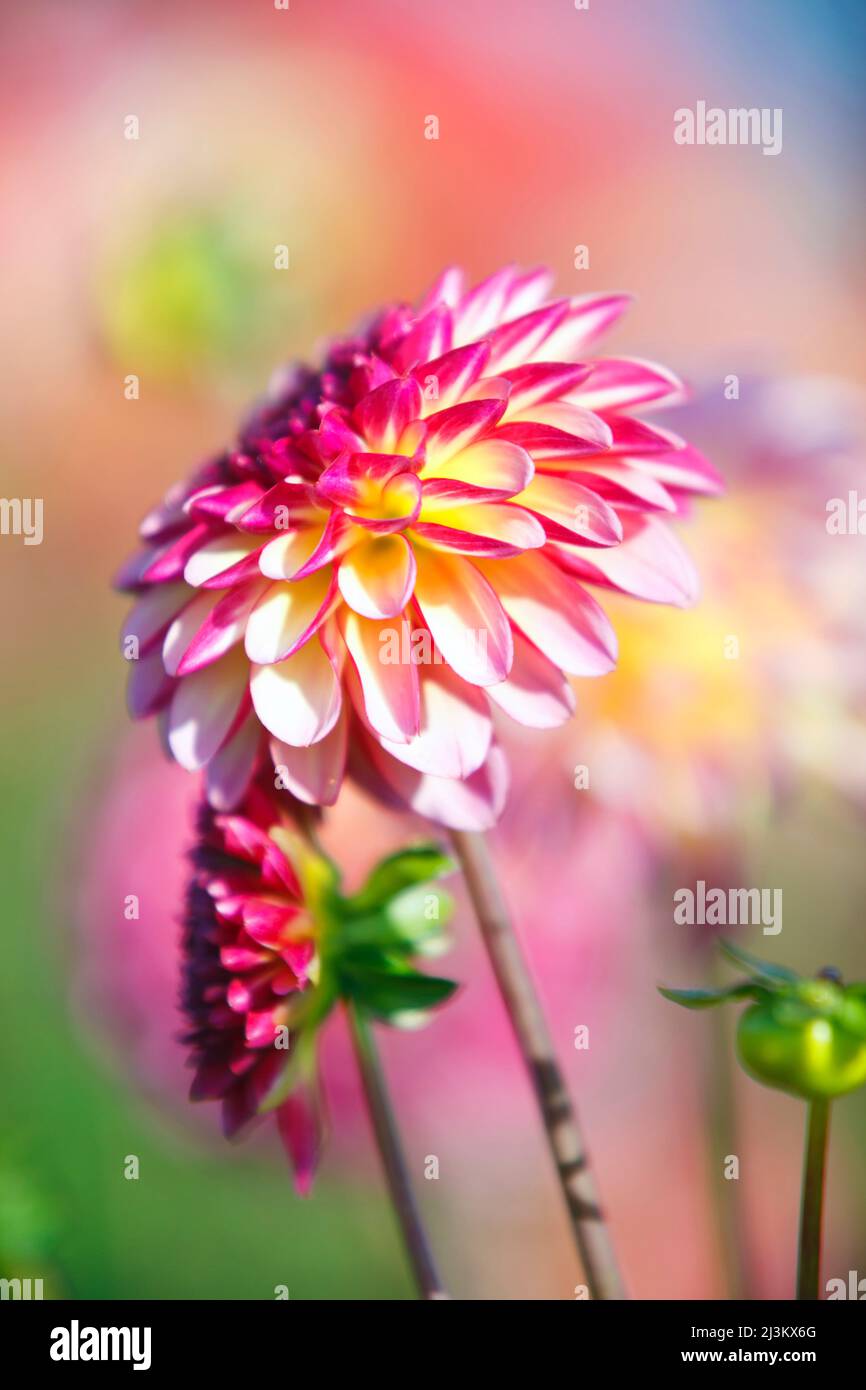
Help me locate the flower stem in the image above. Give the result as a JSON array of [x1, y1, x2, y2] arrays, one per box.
[[450, 828, 626, 1299], [796, 1097, 830, 1300], [347, 1002, 449, 1300]]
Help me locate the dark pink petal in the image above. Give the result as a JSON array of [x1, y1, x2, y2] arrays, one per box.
[[604, 416, 685, 456], [177, 579, 268, 676], [486, 300, 571, 371], [186, 480, 266, 524], [423, 398, 508, 469], [414, 265, 465, 314], [234, 481, 318, 534], [500, 362, 592, 416], [389, 305, 452, 373], [353, 378, 424, 453], [276, 1090, 325, 1197], [140, 523, 214, 585], [411, 341, 491, 410], [533, 292, 633, 360]]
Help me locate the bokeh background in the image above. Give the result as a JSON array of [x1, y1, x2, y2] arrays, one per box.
[[1, 0, 864, 1300]]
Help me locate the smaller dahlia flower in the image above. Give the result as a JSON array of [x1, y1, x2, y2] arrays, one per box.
[[119, 265, 721, 829], [182, 780, 455, 1191]]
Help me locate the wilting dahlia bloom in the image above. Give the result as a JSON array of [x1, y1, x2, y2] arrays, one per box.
[[182, 778, 455, 1191], [120, 266, 720, 828]]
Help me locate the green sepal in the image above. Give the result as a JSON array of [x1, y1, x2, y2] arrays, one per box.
[[658, 981, 765, 1010], [347, 844, 454, 916], [339, 962, 458, 1021], [718, 940, 800, 986]]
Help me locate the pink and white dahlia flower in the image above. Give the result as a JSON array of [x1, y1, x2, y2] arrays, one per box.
[[120, 266, 721, 828]]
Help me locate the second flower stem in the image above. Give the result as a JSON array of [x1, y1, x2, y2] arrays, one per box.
[[450, 828, 625, 1299], [347, 1002, 449, 1300], [796, 1097, 830, 1300]]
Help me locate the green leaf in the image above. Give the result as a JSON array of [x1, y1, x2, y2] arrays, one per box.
[[348, 845, 454, 915], [718, 940, 800, 985], [340, 964, 457, 1020], [658, 982, 762, 1010]]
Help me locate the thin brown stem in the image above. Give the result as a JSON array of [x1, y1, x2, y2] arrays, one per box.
[[347, 1002, 449, 1300], [797, 1098, 830, 1300], [451, 828, 626, 1299]]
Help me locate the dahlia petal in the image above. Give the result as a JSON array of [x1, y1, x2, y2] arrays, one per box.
[[357, 729, 509, 831], [479, 551, 617, 676], [250, 638, 342, 747], [420, 437, 534, 497], [205, 713, 262, 811], [353, 378, 424, 453], [163, 590, 221, 676], [572, 356, 685, 413], [285, 512, 359, 579], [632, 444, 725, 496], [276, 1090, 324, 1197], [140, 523, 213, 585], [337, 534, 417, 619], [451, 267, 518, 344], [529, 292, 632, 360], [270, 710, 348, 807], [122, 583, 188, 654], [168, 649, 249, 771], [346, 471, 423, 532], [556, 515, 699, 607], [235, 480, 318, 534], [415, 265, 465, 314], [500, 362, 592, 417], [500, 401, 613, 450], [412, 341, 491, 414], [486, 631, 576, 729], [423, 398, 508, 470], [413, 549, 513, 685], [373, 664, 491, 778], [485, 300, 571, 372], [186, 480, 266, 523], [412, 502, 545, 557], [605, 416, 684, 455], [244, 571, 336, 665], [500, 266, 556, 320], [184, 534, 263, 588], [127, 648, 175, 718], [341, 612, 420, 742], [560, 463, 677, 513], [515, 475, 623, 546], [259, 526, 324, 580], [389, 306, 452, 373], [139, 476, 198, 542]]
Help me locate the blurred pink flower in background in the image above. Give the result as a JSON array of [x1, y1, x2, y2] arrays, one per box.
[[545, 373, 866, 848]]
